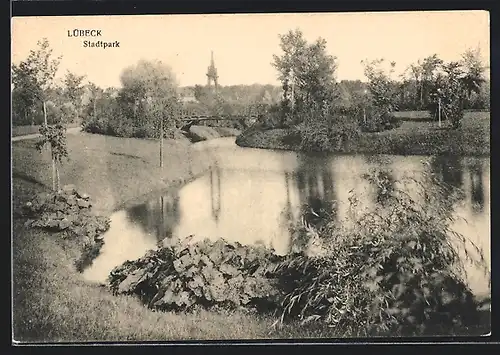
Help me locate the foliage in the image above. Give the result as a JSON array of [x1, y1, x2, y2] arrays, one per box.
[[22, 185, 111, 272], [428, 62, 467, 129], [11, 38, 62, 125], [82, 60, 186, 139], [296, 109, 360, 152], [272, 29, 338, 124], [359, 107, 402, 133], [62, 71, 86, 123], [109, 238, 284, 312], [35, 124, 69, 163], [460, 47, 488, 104], [362, 59, 399, 113], [359, 58, 403, 133], [271, 168, 488, 335], [120, 59, 181, 137]]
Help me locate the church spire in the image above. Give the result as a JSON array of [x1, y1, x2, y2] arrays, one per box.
[[206, 50, 219, 91]]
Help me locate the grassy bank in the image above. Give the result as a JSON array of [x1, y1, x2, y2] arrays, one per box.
[[12, 122, 82, 137], [11, 132, 337, 342], [236, 111, 490, 156], [12, 132, 212, 214]]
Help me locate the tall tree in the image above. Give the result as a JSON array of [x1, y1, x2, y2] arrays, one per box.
[[63, 71, 86, 123], [13, 38, 67, 191], [11, 38, 62, 126], [362, 58, 399, 114], [272, 28, 338, 124], [460, 47, 487, 103], [420, 54, 443, 107], [405, 61, 424, 107], [429, 61, 466, 129], [119, 59, 180, 167]]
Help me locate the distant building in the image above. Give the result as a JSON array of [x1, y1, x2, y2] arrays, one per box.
[[180, 94, 197, 103], [178, 86, 197, 103]]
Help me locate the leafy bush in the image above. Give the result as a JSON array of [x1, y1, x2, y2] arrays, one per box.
[[360, 108, 402, 133], [297, 112, 360, 152], [109, 238, 284, 312], [272, 168, 488, 335], [22, 185, 110, 271]]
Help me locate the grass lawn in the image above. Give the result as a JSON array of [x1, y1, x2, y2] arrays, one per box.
[[236, 111, 490, 156], [11, 132, 338, 342], [12, 132, 213, 214]]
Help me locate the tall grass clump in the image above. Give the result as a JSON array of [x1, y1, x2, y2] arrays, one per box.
[[272, 168, 489, 336]]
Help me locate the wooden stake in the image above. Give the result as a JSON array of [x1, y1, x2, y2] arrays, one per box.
[[159, 117, 164, 168], [438, 97, 441, 128], [51, 157, 57, 191]]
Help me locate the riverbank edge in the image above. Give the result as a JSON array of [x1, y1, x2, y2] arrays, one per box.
[[235, 128, 491, 157], [235, 113, 491, 157]]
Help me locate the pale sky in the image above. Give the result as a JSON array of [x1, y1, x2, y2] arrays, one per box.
[[11, 11, 490, 88]]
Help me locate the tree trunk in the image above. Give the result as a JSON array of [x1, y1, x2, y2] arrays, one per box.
[[159, 118, 164, 168], [43, 101, 48, 126], [420, 80, 425, 107], [51, 157, 57, 191], [93, 99, 97, 119]]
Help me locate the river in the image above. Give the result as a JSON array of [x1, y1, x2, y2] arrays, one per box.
[[83, 137, 490, 299]]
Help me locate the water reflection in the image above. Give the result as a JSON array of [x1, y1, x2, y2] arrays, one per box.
[[430, 155, 464, 190], [83, 138, 490, 297], [210, 164, 222, 223], [469, 160, 485, 214], [127, 193, 181, 242], [293, 154, 338, 223]]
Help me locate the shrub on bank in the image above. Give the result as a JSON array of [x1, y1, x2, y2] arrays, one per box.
[[273, 169, 487, 335], [22, 185, 110, 272], [359, 109, 402, 133], [297, 111, 361, 152], [109, 238, 283, 313]]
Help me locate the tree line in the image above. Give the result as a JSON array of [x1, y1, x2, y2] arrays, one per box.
[[11, 39, 281, 135], [12, 35, 490, 136], [12, 36, 490, 137]]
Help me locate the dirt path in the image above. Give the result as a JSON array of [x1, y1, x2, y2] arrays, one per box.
[[11, 126, 82, 142]]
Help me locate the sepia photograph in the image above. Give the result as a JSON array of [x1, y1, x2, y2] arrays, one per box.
[[11, 10, 491, 343]]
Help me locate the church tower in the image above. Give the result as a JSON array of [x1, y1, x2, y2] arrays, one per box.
[[206, 51, 219, 93]]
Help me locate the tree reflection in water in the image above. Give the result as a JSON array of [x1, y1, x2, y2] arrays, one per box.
[[127, 192, 181, 242], [295, 155, 338, 225], [209, 164, 222, 224], [285, 154, 338, 253], [430, 155, 464, 193], [468, 160, 485, 214]]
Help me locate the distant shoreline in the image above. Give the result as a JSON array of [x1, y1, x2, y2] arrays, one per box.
[[236, 111, 490, 157]]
